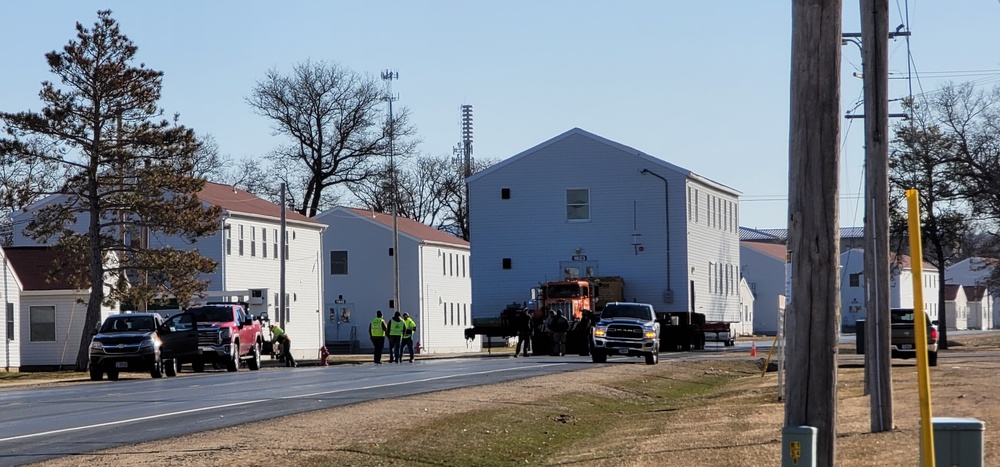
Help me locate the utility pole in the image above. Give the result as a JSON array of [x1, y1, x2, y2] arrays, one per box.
[[786, 1, 842, 465], [280, 182, 286, 327], [457, 105, 473, 240], [860, 0, 894, 433], [382, 69, 400, 313]]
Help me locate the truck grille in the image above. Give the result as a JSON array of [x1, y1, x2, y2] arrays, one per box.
[[198, 329, 220, 346], [104, 343, 141, 354], [549, 302, 573, 316], [607, 324, 645, 339]]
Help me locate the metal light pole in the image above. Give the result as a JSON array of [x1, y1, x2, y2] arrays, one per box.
[[382, 69, 400, 312]]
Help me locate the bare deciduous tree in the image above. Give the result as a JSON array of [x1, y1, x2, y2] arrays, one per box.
[[247, 61, 416, 218]]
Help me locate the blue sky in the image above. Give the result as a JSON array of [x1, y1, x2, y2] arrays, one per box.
[[2, 2, 999, 229]]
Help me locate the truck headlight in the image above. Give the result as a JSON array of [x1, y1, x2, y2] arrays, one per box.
[[593, 328, 606, 337], [220, 328, 232, 341], [644, 331, 657, 339], [139, 338, 159, 350], [90, 341, 103, 351]]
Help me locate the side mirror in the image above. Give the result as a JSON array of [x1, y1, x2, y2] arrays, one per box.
[[244, 314, 255, 326]]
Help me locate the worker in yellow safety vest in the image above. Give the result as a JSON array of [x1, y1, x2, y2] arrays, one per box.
[[401, 312, 417, 363], [388, 311, 405, 363], [369, 310, 388, 364]]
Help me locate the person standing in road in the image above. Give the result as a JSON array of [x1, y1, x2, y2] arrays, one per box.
[[269, 323, 297, 367], [550, 311, 569, 356], [401, 312, 417, 363], [388, 311, 405, 363], [370, 310, 388, 364], [515, 309, 532, 357]]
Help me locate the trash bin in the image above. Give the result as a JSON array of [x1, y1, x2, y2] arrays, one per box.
[[924, 417, 985, 467], [855, 319, 865, 355]]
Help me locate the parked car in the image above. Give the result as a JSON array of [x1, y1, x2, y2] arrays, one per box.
[[890, 308, 939, 367], [89, 312, 195, 380], [174, 303, 264, 372]]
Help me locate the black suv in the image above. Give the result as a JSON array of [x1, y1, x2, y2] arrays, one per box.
[[89, 312, 198, 381]]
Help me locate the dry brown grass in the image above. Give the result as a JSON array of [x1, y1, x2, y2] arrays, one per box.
[[29, 333, 1000, 466]]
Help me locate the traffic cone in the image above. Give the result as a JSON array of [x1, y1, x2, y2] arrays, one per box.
[[750, 339, 757, 357]]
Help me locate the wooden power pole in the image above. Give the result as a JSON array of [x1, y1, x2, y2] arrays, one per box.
[[786, 1, 842, 465], [860, 0, 894, 433]]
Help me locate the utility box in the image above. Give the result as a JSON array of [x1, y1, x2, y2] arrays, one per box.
[[781, 425, 817, 467], [926, 417, 985, 467]]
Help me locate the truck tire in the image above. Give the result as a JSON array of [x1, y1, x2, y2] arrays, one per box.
[[226, 341, 240, 372], [247, 342, 261, 371], [591, 351, 607, 363], [89, 367, 103, 381], [645, 351, 658, 365], [150, 359, 163, 378], [928, 351, 938, 367], [164, 359, 177, 377]]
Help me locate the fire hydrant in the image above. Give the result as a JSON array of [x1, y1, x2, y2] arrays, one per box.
[[319, 346, 329, 366]]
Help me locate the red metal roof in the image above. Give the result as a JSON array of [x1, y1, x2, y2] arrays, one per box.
[[741, 240, 787, 261], [3, 246, 79, 291], [198, 182, 320, 224], [345, 208, 469, 247]]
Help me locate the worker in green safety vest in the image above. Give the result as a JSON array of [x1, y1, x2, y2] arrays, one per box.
[[369, 310, 388, 364], [388, 311, 405, 363], [401, 312, 417, 363]]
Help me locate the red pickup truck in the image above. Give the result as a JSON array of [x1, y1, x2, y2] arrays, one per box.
[[166, 303, 265, 372]]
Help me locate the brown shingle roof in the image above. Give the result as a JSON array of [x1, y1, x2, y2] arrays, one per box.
[[3, 246, 79, 291], [741, 241, 787, 261], [943, 283, 963, 301], [963, 285, 987, 301], [198, 182, 320, 224], [345, 208, 469, 248]]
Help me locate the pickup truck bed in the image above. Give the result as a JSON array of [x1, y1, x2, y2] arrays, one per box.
[[890, 308, 938, 366]]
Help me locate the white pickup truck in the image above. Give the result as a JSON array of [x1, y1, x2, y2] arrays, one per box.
[[589, 302, 660, 365]]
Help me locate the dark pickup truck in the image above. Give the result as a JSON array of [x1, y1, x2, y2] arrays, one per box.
[[890, 308, 939, 367]]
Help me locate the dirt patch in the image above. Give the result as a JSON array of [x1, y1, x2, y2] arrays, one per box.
[[27, 335, 1000, 466]]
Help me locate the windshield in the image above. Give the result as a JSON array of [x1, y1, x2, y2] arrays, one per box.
[[601, 304, 653, 320], [100, 316, 156, 333], [891, 308, 931, 325], [547, 284, 582, 298], [189, 307, 232, 323]]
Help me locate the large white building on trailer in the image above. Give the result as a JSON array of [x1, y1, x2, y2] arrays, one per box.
[[315, 207, 477, 355], [467, 128, 743, 324]]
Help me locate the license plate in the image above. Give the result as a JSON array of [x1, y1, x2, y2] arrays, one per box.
[[901, 344, 913, 350], [115, 361, 128, 368], [618, 348, 629, 355]]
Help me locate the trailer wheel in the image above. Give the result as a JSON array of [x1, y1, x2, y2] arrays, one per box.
[[591, 351, 607, 363]]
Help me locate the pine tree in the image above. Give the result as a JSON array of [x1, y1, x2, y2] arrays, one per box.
[[0, 10, 220, 370]]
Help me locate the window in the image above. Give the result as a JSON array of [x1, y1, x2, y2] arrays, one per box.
[[442, 252, 446, 275], [443, 303, 447, 325], [238, 225, 244, 256], [462, 255, 467, 277], [688, 187, 692, 220], [330, 251, 348, 275], [849, 273, 861, 287], [450, 303, 455, 326], [695, 189, 699, 223], [566, 189, 590, 221], [284, 230, 289, 260], [501, 188, 510, 199], [262, 229, 268, 258], [449, 253, 454, 276], [502, 258, 512, 269], [225, 225, 232, 255], [29, 306, 55, 342], [272, 229, 278, 259], [250, 226, 256, 257], [6, 303, 13, 341], [463, 303, 468, 326]]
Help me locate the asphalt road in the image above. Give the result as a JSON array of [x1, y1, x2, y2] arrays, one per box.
[[6, 331, 948, 467], [0, 349, 750, 466]]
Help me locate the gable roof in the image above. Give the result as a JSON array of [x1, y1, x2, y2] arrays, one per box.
[[741, 240, 786, 261], [318, 207, 469, 248], [198, 182, 321, 225], [840, 248, 939, 272], [466, 127, 740, 196], [943, 283, 965, 301], [739, 226, 865, 242], [3, 246, 78, 291], [963, 285, 988, 301]]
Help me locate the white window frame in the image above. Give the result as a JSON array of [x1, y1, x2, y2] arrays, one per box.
[[566, 188, 590, 221]]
